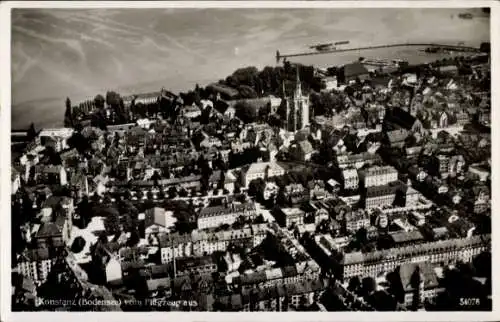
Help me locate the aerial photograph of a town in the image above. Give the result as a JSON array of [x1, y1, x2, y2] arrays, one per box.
[[9, 5, 491, 313]]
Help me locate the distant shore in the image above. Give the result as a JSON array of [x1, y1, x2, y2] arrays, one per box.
[[11, 44, 477, 130]]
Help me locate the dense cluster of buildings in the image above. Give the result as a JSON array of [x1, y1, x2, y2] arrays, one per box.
[[11, 48, 491, 312]]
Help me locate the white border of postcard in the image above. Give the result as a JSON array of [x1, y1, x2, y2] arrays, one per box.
[[1, 1, 498, 322]]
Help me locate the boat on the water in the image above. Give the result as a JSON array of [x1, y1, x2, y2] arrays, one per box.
[[458, 13, 473, 19]]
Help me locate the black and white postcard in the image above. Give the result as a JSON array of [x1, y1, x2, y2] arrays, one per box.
[[1, 1, 497, 321]]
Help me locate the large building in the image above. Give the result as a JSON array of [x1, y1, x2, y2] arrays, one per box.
[[175, 255, 218, 277], [17, 248, 56, 282], [197, 202, 257, 230], [336, 152, 381, 170], [158, 224, 268, 264], [396, 262, 444, 309], [358, 165, 398, 188], [344, 209, 371, 233], [341, 168, 359, 190], [338, 234, 490, 282], [364, 183, 398, 210], [285, 67, 310, 132], [241, 162, 285, 188], [274, 207, 305, 228], [38, 128, 74, 152], [339, 61, 370, 83]]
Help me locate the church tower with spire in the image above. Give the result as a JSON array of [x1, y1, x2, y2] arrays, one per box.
[[285, 65, 310, 132]]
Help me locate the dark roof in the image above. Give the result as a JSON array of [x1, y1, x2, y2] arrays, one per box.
[[343, 62, 370, 78], [398, 262, 439, 292], [20, 248, 51, 262], [387, 108, 417, 130], [286, 278, 325, 296], [36, 222, 62, 238], [146, 277, 171, 292], [176, 255, 215, 272], [386, 129, 409, 144], [198, 202, 256, 219], [390, 230, 424, 244], [365, 183, 398, 198]]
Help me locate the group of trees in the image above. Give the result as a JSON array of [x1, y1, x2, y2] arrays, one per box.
[[218, 63, 325, 101], [67, 88, 184, 130], [309, 91, 346, 116], [228, 146, 267, 169]]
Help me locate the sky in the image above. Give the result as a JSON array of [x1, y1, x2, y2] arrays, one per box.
[[11, 7, 490, 129]]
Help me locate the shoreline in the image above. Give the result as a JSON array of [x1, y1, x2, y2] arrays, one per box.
[[11, 45, 483, 130]]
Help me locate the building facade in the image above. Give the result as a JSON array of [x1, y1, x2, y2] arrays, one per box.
[[197, 203, 257, 230], [359, 165, 398, 188], [339, 234, 490, 282]]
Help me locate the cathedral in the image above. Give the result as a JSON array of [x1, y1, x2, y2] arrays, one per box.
[[284, 67, 310, 132]]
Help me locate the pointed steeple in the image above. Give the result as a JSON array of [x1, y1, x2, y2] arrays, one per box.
[[295, 65, 302, 98]]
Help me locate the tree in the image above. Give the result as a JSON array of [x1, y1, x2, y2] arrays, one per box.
[[479, 42, 490, 53], [238, 85, 258, 99], [168, 187, 177, 199], [106, 91, 121, 108], [248, 178, 265, 197], [361, 277, 377, 297], [102, 207, 121, 234], [254, 214, 265, 224], [235, 101, 258, 123], [218, 171, 226, 190], [27, 123, 36, 140], [355, 227, 368, 245], [151, 170, 161, 186], [234, 182, 241, 194], [127, 230, 140, 247], [64, 97, 73, 128], [94, 94, 105, 109], [70, 236, 86, 254], [258, 103, 271, 121], [348, 276, 361, 294]]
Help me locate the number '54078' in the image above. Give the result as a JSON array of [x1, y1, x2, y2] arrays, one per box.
[[459, 298, 480, 306]]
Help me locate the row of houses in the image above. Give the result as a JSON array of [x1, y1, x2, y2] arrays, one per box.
[[335, 234, 489, 282]]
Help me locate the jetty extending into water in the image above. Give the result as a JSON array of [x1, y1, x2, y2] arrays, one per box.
[[276, 42, 481, 62]]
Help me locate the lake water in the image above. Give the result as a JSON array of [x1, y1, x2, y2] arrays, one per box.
[[11, 8, 489, 129]]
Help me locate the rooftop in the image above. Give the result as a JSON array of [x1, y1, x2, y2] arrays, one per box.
[[390, 230, 424, 244], [198, 202, 256, 219], [342, 234, 490, 265], [398, 262, 439, 292], [243, 162, 285, 176]]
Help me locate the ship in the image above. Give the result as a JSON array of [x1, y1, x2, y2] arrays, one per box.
[[309, 40, 350, 52], [309, 43, 335, 51], [458, 12, 473, 19]]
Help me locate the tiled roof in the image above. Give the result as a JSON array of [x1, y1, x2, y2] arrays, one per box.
[[158, 232, 191, 248], [198, 202, 256, 219], [342, 234, 490, 265], [386, 129, 409, 144], [398, 262, 439, 292], [243, 162, 285, 177], [365, 184, 398, 198], [176, 255, 215, 272], [390, 230, 424, 244], [21, 248, 51, 262], [35, 222, 62, 238], [298, 140, 314, 154], [363, 165, 398, 176]]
